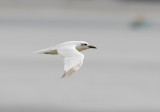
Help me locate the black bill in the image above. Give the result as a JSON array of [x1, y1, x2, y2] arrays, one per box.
[[88, 45, 97, 49]]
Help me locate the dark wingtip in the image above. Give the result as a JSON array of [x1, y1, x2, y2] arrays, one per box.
[[61, 72, 66, 78]]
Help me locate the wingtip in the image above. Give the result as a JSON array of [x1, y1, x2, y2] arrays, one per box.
[[33, 51, 43, 54], [61, 71, 73, 78], [61, 72, 67, 78]]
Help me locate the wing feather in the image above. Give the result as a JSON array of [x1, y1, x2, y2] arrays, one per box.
[[62, 61, 83, 78]]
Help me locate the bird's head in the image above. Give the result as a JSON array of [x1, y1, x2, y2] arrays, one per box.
[[75, 41, 97, 52]]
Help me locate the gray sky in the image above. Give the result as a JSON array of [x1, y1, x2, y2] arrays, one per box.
[[0, 1, 160, 112]]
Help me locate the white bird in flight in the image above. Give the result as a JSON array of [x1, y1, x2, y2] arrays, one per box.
[[35, 41, 97, 78]]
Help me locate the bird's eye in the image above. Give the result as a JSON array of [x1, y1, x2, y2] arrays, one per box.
[[82, 43, 87, 46], [81, 43, 88, 46]]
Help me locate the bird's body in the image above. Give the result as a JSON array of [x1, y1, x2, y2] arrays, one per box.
[[35, 41, 96, 78]]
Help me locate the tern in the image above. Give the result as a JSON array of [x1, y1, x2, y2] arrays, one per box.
[[35, 41, 97, 78]]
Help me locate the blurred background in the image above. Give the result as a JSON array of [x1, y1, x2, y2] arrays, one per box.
[[0, 0, 160, 112]]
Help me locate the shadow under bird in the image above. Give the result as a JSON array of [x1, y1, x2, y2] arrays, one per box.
[[34, 41, 97, 78]]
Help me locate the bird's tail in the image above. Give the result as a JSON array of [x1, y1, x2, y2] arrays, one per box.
[[33, 50, 44, 54], [33, 47, 58, 55]]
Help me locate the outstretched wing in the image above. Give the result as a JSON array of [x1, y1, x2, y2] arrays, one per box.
[[62, 55, 84, 78], [57, 46, 84, 78], [34, 47, 58, 55]]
